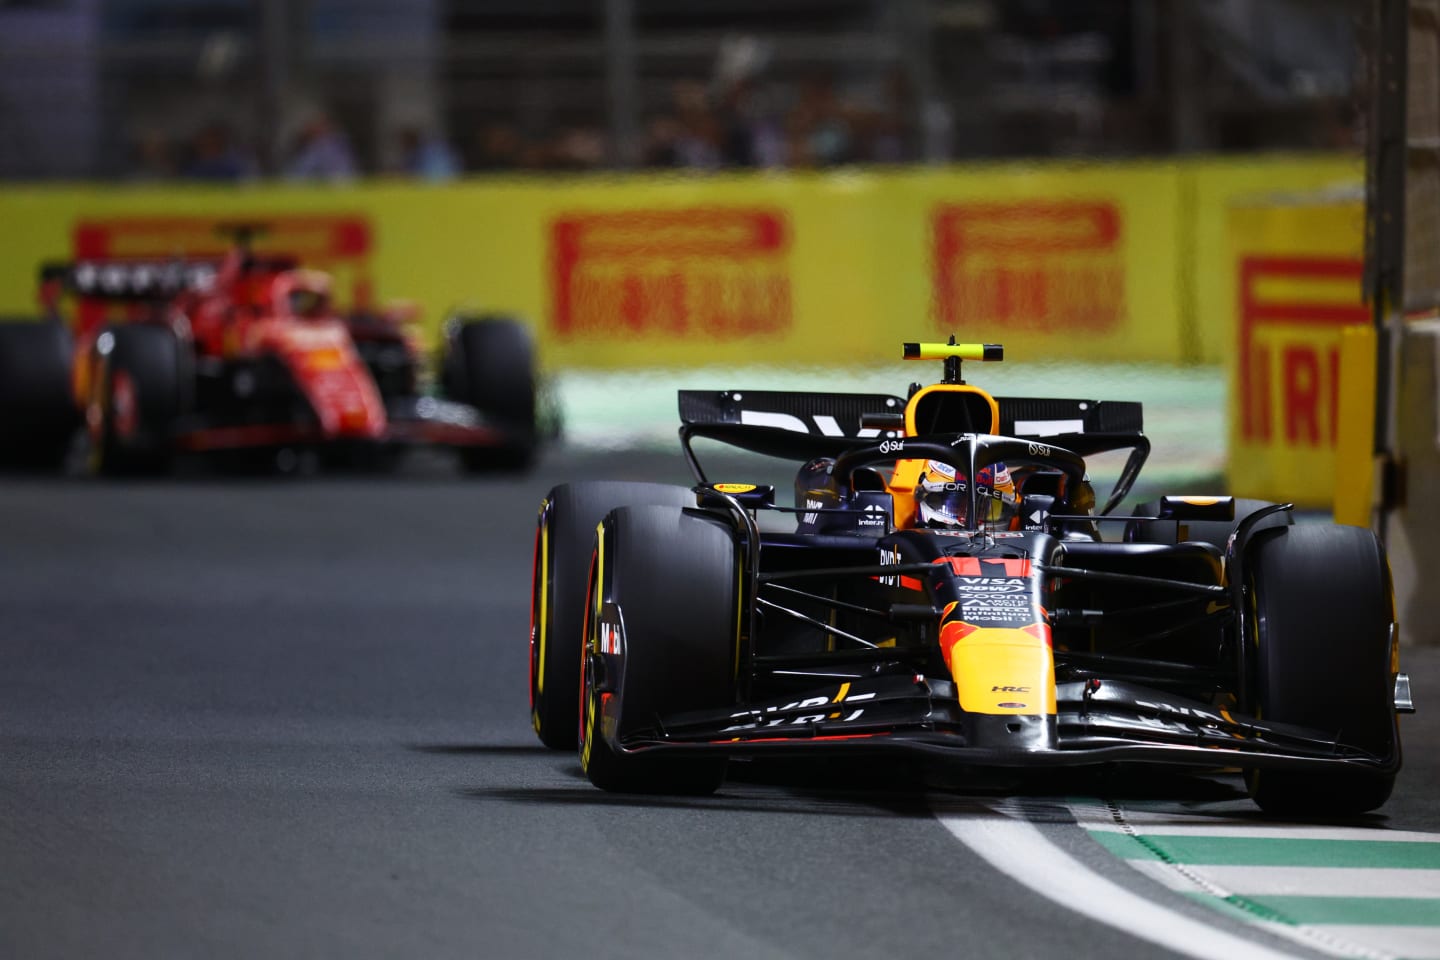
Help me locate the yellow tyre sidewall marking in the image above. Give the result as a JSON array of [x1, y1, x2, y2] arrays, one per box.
[[535, 505, 551, 697], [581, 524, 605, 772]]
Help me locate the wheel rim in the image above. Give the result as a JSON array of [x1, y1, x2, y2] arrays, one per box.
[[111, 369, 139, 440]]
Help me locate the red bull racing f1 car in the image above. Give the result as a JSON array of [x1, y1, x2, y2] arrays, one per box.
[[530, 341, 1411, 814], [0, 234, 548, 473]]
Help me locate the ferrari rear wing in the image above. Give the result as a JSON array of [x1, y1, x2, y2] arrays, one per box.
[[38, 250, 302, 306], [39, 259, 222, 302]]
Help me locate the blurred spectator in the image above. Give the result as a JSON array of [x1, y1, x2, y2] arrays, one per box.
[[853, 69, 916, 164], [670, 80, 722, 169], [285, 112, 357, 182], [127, 131, 176, 181], [396, 126, 460, 181], [643, 115, 683, 167], [788, 73, 855, 168], [551, 126, 606, 170], [716, 77, 787, 168], [472, 123, 525, 171], [182, 122, 255, 181]]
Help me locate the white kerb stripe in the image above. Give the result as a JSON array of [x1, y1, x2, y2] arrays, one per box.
[[1065, 802, 1440, 843], [1126, 861, 1440, 898], [934, 803, 1307, 960], [1308, 927, 1440, 960], [1082, 822, 1440, 844]]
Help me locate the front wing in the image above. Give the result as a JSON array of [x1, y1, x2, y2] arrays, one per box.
[[174, 396, 523, 452], [607, 674, 1399, 775]]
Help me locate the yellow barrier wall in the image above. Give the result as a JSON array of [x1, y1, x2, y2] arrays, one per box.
[[0, 156, 1358, 369], [1187, 155, 1361, 363], [1224, 199, 1367, 507]]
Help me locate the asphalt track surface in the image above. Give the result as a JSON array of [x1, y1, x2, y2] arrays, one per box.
[[2, 447, 1437, 960]]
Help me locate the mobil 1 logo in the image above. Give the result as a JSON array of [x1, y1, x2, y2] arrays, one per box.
[[955, 577, 1036, 625]]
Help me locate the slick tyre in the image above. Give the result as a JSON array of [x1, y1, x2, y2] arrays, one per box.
[[1128, 498, 1287, 550], [92, 325, 181, 476], [0, 319, 78, 470], [449, 318, 537, 472], [529, 482, 695, 750], [1245, 524, 1398, 815], [580, 505, 737, 795]]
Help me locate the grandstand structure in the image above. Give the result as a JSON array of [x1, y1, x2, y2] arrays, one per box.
[[0, 0, 1364, 179]]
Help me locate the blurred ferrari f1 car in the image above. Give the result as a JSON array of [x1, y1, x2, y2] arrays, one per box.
[[530, 341, 1411, 814], [0, 231, 552, 473]]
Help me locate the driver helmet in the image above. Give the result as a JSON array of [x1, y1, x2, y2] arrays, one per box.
[[916, 459, 1017, 528], [275, 269, 333, 319]]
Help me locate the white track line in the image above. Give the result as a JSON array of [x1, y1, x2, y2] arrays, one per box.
[[1313, 927, 1440, 960], [1125, 861, 1440, 898], [933, 799, 1310, 960]]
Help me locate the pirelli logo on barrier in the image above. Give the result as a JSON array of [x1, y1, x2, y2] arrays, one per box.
[[72, 215, 375, 306], [1237, 256, 1368, 448], [549, 208, 791, 338], [931, 201, 1124, 334]]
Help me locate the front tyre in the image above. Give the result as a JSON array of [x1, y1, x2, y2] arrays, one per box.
[[580, 505, 738, 795], [446, 317, 537, 472], [1245, 524, 1398, 815], [529, 482, 695, 750]]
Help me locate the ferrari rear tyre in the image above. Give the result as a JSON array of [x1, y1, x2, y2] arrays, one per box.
[[1245, 524, 1398, 815], [448, 317, 537, 472], [529, 482, 695, 750], [581, 505, 737, 795], [0, 319, 78, 470], [92, 325, 180, 476]]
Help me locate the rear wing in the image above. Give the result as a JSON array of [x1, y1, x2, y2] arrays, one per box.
[[678, 389, 905, 459], [677, 389, 1149, 512], [995, 397, 1150, 514], [38, 251, 301, 305], [39, 259, 222, 302]]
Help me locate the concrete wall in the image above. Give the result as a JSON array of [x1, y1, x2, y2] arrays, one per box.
[[1385, 320, 1440, 646]]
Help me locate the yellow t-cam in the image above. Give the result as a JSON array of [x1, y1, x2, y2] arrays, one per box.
[[888, 341, 1003, 529]]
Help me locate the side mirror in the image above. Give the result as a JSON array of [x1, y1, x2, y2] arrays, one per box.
[[1156, 496, 1235, 522], [696, 482, 775, 510]]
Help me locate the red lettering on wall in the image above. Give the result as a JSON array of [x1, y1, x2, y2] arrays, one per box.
[[931, 202, 1124, 334], [550, 208, 791, 339], [1282, 346, 1320, 445], [1247, 343, 1272, 443], [1236, 256, 1368, 449], [1329, 344, 1341, 447]]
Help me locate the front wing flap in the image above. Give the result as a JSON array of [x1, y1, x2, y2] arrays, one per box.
[[616, 675, 1398, 775]]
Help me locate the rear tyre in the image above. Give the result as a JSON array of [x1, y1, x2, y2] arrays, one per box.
[[92, 325, 181, 476], [1128, 497, 1287, 550], [446, 317, 537, 472], [1245, 524, 1398, 815], [581, 505, 737, 795], [0, 319, 78, 470], [529, 482, 696, 749]]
